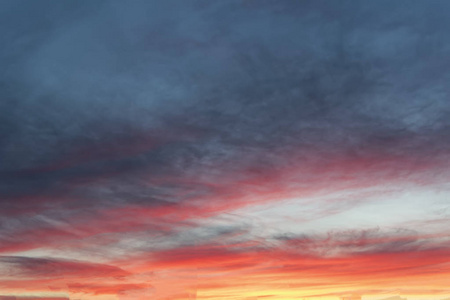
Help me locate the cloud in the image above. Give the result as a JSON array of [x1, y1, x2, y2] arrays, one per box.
[[274, 227, 427, 256], [0, 297, 68, 300], [0, 256, 128, 279], [0, 228, 449, 298], [2, 0, 450, 203], [1, 1, 450, 299]]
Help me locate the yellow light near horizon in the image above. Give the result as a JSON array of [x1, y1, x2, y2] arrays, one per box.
[[196, 285, 342, 300]]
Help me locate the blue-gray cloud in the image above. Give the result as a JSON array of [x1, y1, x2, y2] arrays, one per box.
[[1, 0, 450, 267]]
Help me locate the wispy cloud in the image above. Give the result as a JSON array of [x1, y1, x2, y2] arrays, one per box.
[[1, 0, 450, 299]]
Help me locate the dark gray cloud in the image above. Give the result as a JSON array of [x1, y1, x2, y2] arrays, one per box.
[[1, 0, 450, 265], [0, 255, 128, 278]]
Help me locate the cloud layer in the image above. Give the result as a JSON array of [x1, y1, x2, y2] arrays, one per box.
[[1, 0, 450, 299]]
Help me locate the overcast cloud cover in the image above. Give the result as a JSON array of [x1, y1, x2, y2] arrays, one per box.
[[1, 1, 450, 299]]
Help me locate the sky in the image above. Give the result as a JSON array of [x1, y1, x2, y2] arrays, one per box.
[[1, 0, 450, 299]]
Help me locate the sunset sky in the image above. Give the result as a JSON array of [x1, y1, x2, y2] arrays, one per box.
[[1, 1, 450, 299]]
